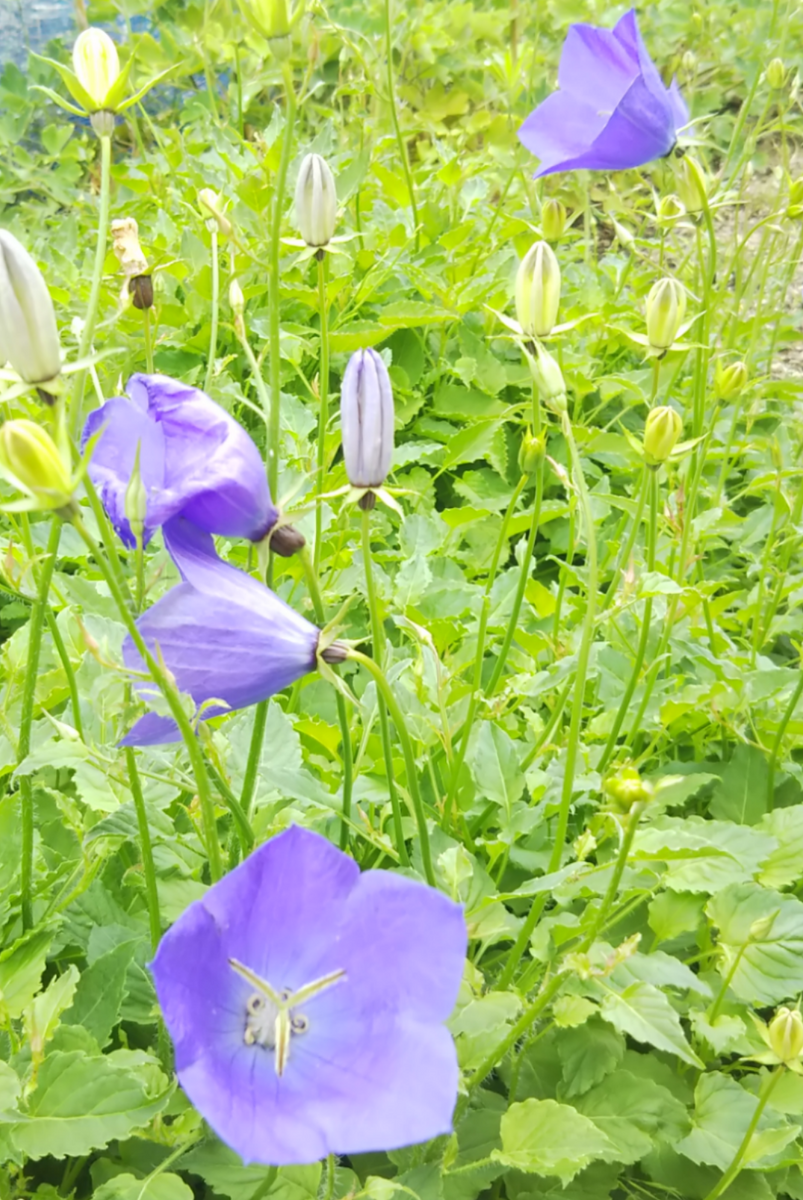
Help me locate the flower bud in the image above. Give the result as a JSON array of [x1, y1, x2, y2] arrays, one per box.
[[787, 177, 803, 220], [604, 766, 653, 812], [0, 229, 61, 387], [541, 198, 566, 242], [748, 912, 778, 942], [295, 154, 337, 249], [656, 194, 685, 229], [198, 189, 233, 238], [340, 349, 394, 491], [643, 406, 682, 466], [714, 359, 748, 401], [767, 58, 787, 90], [518, 429, 546, 475], [229, 278, 245, 319], [125, 442, 148, 545], [515, 240, 561, 338], [72, 28, 120, 110], [681, 50, 696, 74], [240, 0, 291, 46], [527, 342, 566, 413], [768, 1007, 803, 1065], [645, 277, 687, 352], [675, 155, 708, 214], [0, 420, 73, 509]]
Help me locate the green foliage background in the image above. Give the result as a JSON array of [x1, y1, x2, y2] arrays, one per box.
[[1, 0, 803, 1197]]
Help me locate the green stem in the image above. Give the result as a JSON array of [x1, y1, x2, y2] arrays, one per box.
[[498, 415, 597, 989], [361, 509, 408, 866], [125, 746, 162, 952], [578, 802, 646, 953], [204, 227, 219, 394], [323, 1154, 336, 1200], [598, 470, 658, 773], [603, 466, 647, 611], [143, 307, 154, 374], [707, 941, 749, 1025], [314, 254, 330, 575], [348, 648, 432, 884], [267, 61, 298, 503], [72, 134, 112, 435], [767, 669, 803, 812], [18, 517, 62, 930], [383, 0, 419, 248], [298, 547, 354, 853], [700, 1067, 784, 1200], [204, 756, 255, 858], [239, 700, 268, 824], [72, 515, 223, 882], [45, 608, 84, 741]]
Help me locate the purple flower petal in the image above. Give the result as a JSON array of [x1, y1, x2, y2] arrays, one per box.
[[150, 826, 466, 1165], [519, 8, 685, 177], [83, 373, 277, 548], [120, 520, 319, 746]]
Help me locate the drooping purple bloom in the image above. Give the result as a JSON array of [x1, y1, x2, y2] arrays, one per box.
[[151, 825, 466, 1165], [82, 373, 277, 548], [518, 10, 689, 177], [121, 519, 320, 746], [340, 348, 394, 490]]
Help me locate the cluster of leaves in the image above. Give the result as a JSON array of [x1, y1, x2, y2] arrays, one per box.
[[1, 0, 803, 1198]]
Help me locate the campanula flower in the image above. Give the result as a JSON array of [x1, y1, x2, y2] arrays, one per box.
[[340, 349, 394, 492], [151, 824, 466, 1164], [518, 10, 688, 176], [83, 374, 278, 549], [121, 520, 328, 746]]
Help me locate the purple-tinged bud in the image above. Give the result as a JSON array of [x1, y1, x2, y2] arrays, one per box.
[[340, 349, 394, 492], [295, 154, 337, 249], [515, 240, 560, 338], [0, 230, 61, 388]]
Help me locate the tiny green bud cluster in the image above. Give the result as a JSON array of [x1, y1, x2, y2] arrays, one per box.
[[515, 240, 561, 338], [643, 406, 682, 466], [604, 766, 653, 812], [645, 277, 686, 353]]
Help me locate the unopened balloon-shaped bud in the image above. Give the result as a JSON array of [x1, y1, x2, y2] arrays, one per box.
[[295, 154, 337, 250], [767, 58, 787, 90], [714, 359, 748, 400], [239, 0, 291, 56], [229, 278, 246, 338], [604, 766, 653, 812], [681, 50, 696, 74], [541, 198, 567, 242], [73, 28, 121, 110], [644, 405, 682, 466], [124, 441, 148, 545], [527, 341, 566, 413], [769, 1007, 803, 1065], [645, 277, 687, 352], [515, 240, 561, 338], [657, 193, 685, 229], [675, 155, 709, 214], [0, 420, 73, 510], [341, 348, 394, 496], [198, 189, 233, 238], [0, 229, 61, 389], [518, 428, 546, 475]]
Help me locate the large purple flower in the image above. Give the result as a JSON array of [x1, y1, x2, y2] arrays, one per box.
[[82, 373, 277, 548], [121, 520, 321, 746], [518, 10, 688, 176], [151, 825, 466, 1165]]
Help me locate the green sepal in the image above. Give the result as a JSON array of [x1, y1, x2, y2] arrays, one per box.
[[30, 54, 96, 112], [116, 65, 176, 112], [100, 55, 135, 111], [29, 85, 86, 117]]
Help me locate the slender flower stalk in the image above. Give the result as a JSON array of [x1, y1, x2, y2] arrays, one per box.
[[204, 226, 219, 394], [126, 745, 161, 951], [361, 509, 408, 866], [577, 800, 647, 952], [72, 134, 112, 434], [44, 607, 83, 741], [71, 514, 224, 881], [700, 1067, 784, 1200], [383, 0, 419, 249], [348, 648, 433, 885], [767, 668, 803, 812], [314, 254, 330, 573], [18, 517, 62, 930], [603, 465, 647, 610]]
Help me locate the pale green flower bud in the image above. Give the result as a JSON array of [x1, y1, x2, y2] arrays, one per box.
[[527, 342, 566, 413], [787, 177, 803, 220], [645, 277, 687, 352], [240, 0, 291, 54], [541, 198, 566, 243], [675, 156, 709, 214], [644, 406, 682, 466], [0, 420, 73, 510], [72, 28, 120, 110], [681, 50, 696, 74], [0, 229, 61, 388], [656, 194, 685, 229], [295, 154, 337, 249], [124, 442, 147, 545], [767, 58, 787, 90], [748, 912, 778, 941], [768, 1007, 803, 1065], [714, 359, 748, 400], [198, 189, 233, 238], [229, 278, 245, 318], [516, 240, 561, 338], [518, 429, 546, 475], [604, 766, 653, 812]]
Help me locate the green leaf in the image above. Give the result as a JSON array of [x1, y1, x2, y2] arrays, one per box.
[[598, 981, 703, 1067], [709, 745, 769, 825], [557, 1018, 625, 1098], [469, 722, 525, 821], [7, 1050, 169, 1158], [0, 928, 53, 1021], [63, 937, 141, 1047], [574, 1069, 690, 1165], [94, 1174, 193, 1200], [706, 882, 803, 1003], [24, 966, 80, 1062], [677, 1072, 796, 1170], [183, 1140, 321, 1200], [758, 804, 803, 888], [493, 1099, 614, 1183]]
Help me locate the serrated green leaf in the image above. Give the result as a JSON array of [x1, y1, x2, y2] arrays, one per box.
[[598, 981, 703, 1067], [677, 1072, 795, 1170], [709, 745, 769, 825], [706, 882, 803, 1003], [63, 937, 141, 1047], [94, 1173, 193, 1200], [494, 1098, 615, 1183]]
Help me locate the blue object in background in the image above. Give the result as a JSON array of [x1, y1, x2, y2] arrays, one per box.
[[0, 0, 77, 67]]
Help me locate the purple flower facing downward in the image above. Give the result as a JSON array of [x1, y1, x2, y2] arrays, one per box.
[[151, 825, 466, 1165], [518, 10, 688, 177], [121, 519, 320, 746], [82, 373, 278, 548]]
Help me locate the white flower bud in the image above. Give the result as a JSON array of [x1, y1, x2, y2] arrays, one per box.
[[515, 240, 561, 338], [0, 230, 61, 386], [295, 154, 337, 249], [340, 349, 394, 490]]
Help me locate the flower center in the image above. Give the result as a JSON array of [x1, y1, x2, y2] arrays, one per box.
[[229, 958, 345, 1077]]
